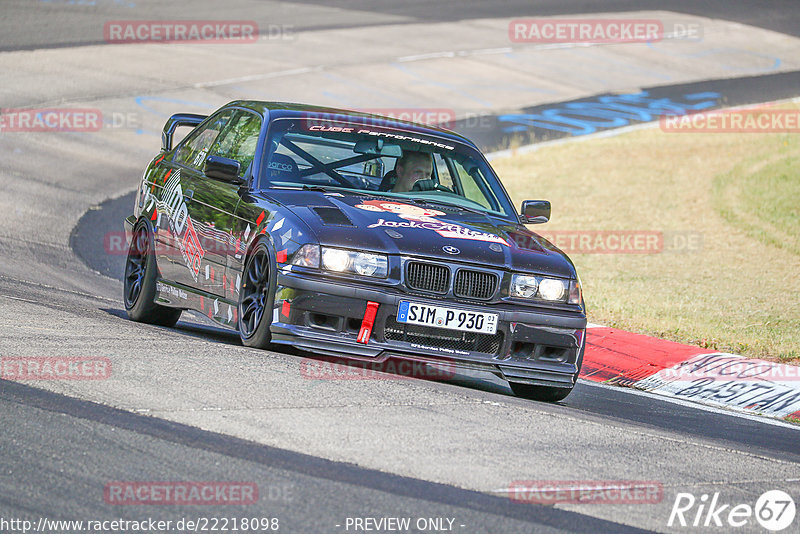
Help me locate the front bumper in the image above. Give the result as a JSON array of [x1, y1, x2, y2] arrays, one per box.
[[270, 270, 586, 388]]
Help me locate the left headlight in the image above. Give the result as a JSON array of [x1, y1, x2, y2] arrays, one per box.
[[510, 274, 581, 305], [321, 247, 388, 278]]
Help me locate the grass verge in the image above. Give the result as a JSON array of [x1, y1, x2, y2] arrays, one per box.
[[491, 104, 800, 363]]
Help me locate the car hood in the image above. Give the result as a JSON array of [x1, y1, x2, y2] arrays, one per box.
[[260, 190, 577, 278]]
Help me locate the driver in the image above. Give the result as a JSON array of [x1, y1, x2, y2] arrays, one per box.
[[391, 151, 434, 192]]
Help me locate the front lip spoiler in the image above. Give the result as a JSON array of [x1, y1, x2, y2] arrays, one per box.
[[497, 366, 576, 388], [270, 311, 581, 388]]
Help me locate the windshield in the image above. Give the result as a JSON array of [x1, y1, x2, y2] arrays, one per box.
[[258, 117, 516, 219]]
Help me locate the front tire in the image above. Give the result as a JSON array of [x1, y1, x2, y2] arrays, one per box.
[[238, 241, 275, 349], [509, 382, 573, 402], [510, 339, 585, 402], [123, 221, 182, 327]]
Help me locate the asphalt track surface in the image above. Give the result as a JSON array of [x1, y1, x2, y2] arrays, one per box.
[[3, 0, 800, 51], [2, 2, 800, 533]]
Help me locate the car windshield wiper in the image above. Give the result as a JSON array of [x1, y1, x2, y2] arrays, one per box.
[[410, 197, 486, 216], [301, 185, 333, 192], [301, 185, 382, 198]]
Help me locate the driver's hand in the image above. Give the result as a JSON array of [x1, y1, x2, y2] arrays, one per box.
[[411, 179, 437, 191]]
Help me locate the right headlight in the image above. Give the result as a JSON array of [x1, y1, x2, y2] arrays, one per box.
[[510, 274, 581, 305]]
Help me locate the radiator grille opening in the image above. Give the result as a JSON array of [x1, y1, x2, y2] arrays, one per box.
[[454, 270, 498, 300], [405, 262, 449, 294]]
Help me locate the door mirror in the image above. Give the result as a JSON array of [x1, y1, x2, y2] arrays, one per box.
[[204, 155, 243, 185], [520, 200, 551, 224]]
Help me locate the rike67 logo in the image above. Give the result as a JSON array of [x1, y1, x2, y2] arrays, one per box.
[[668, 490, 796, 531]]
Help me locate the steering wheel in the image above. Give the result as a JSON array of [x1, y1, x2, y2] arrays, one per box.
[[412, 179, 453, 193]]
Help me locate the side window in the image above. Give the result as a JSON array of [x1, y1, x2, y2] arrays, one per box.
[[209, 110, 262, 176], [432, 154, 455, 190], [174, 110, 233, 169], [454, 161, 495, 210]]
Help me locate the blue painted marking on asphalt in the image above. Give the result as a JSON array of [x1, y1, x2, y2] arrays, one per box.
[[468, 81, 557, 95], [566, 47, 672, 81], [320, 90, 347, 104], [683, 92, 721, 101], [134, 96, 215, 118], [230, 85, 253, 96], [497, 90, 721, 135], [645, 43, 782, 72], [129, 96, 214, 135]]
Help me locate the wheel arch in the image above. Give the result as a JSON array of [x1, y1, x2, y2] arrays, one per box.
[[132, 215, 164, 274], [237, 234, 280, 335]]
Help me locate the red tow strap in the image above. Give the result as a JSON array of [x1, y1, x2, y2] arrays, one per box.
[[357, 301, 380, 344]]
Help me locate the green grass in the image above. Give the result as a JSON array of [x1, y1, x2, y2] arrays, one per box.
[[491, 105, 800, 363], [714, 152, 800, 257]]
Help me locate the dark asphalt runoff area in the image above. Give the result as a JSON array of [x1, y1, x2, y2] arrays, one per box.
[[2, 0, 800, 51]]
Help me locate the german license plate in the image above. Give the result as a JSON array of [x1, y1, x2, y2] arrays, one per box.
[[396, 301, 498, 334]]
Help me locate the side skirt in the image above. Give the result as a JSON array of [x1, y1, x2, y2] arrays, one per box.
[[154, 278, 239, 330]]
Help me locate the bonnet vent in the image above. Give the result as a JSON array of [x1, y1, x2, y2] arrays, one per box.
[[311, 206, 355, 226]]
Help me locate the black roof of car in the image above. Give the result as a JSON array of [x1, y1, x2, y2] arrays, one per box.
[[223, 100, 477, 149]]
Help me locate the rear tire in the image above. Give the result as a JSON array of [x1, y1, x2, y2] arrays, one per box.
[[123, 221, 182, 327], [238, 241, 275, 349]]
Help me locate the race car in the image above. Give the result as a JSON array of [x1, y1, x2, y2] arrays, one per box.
[[123, 101, 586, 401]]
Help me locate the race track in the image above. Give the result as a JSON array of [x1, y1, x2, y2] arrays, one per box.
[[1, 2, 799, 532]]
